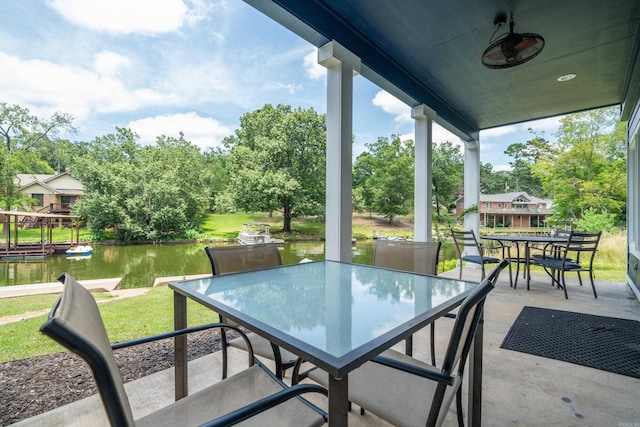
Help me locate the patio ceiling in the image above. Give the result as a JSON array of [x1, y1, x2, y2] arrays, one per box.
[[246, 0, 640, 140]]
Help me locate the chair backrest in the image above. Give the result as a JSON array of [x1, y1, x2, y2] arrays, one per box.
[[439, 259, 508, 376], [450, 229, 481, 257], [550, 228, 571, 238], [40, 273, 135, 427], [565, 230, 602, 265], [371, 240, 441, 275], [205, 244, 282, 276]]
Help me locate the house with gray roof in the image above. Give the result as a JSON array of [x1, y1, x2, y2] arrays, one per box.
[[455, 192, 552, 228], [15, 172, 84, 214]]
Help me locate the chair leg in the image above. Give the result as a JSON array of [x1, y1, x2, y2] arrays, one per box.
[[456, 385, 465, 427], [589, 270, 598, 298], [270, 343, 284, 379], [561, 270, 569, 299], [576, 271, 584, 286]]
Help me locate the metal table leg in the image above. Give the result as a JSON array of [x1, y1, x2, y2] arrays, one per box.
[[174, 291, 188, 400], [328, 374, 349, 426]]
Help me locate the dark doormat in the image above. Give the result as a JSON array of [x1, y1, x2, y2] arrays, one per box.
[[501, 306, 640, 379]]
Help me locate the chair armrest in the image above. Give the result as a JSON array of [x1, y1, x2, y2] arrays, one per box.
[[200, 383, 328, 427], [371, 355, 455, 386], [110, 322, 252, 355]]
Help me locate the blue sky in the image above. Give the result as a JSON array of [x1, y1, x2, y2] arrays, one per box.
[[1, 0, 563, 171]]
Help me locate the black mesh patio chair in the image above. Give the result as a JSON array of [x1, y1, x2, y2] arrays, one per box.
[[40, 273, 328, 427], [533, 230, 602, 299], [531, 229, 573, 262], [451, 229, 511, 283], [307, 260, 508, 427], [204, 244, 299, 380], [371, 239, 442, 363]]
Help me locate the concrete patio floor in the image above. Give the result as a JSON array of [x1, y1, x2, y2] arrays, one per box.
[[12, 266, 640, 426]]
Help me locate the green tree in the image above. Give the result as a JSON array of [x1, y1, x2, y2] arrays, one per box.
[[353, 151, 377, 217], [532, 107, 626, 224], [222, 105, 326, 232], [479, 162, 509, 194], [0, 102, 75, 210], [356, 135, 414, 223], [431, 141, 463, 219], [73, 129, 208, 241], [503, 136, 550, 195], [0, 102, 75, 153], [573, 208, 616, 233], [203, 147, 230, 211]]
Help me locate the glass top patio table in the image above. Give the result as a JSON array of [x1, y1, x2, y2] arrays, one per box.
[[170, 259, 477, 377], [483, 235, 568, 288], [169, 260, 480, 426]]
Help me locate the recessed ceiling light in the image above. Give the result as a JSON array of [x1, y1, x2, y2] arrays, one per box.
[[557, 74, 576, 82]]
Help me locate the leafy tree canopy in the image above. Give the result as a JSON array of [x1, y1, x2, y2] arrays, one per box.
[[0, 102, 76, 210], [432, 141, 463, 218], [221, 104, 326, 232], [532, 107, 626, 224], [0, 102, 76, 153], [73, 128, 209, 241], [354, 135, 414, 223]]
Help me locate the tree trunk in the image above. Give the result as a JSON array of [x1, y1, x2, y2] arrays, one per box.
[[283, 203, 292, 233]]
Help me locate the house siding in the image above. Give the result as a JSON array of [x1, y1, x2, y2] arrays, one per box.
[[455, 192, 552, 228], [17, 173, 84, 213]]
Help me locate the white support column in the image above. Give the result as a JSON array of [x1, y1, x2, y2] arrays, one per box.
[[412, 105, 435, 242], [319, 41, 361, 262], [464, 139, 481, 256]]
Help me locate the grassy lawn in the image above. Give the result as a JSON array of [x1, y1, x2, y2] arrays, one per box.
[[4, 225, 94, 243], [0, 287, 219, 363]]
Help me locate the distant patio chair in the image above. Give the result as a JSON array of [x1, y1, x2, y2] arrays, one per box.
[[371, 239, 441, 363], [40, 273, 327, 427], [451, 229, 511, 283], [531, 229, 573, 262], [204, 244, 298, 379], [533, 230, 602, 299], [307, 260, 509, 427]]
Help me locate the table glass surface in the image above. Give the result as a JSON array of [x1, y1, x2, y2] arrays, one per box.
[[171, 260, 476, 360]]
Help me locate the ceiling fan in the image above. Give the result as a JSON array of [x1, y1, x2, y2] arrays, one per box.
[[481, 14, 545, 69]]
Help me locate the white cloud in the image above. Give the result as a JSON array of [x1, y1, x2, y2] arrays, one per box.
[[93, 51, 131, 76], [128, 112, 233, 149], [0, 51, 177, 128], [480, 115, 563, 140], [432, 124, 459, 144], [47, 0, 194, 35], [371, 90, 411, 124], [304, 49, 325, 80], [268, 81, 303, 95], [480, 126, 515, 139], [493, 164, 512, 172]]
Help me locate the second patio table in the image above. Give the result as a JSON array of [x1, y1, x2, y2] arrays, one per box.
[[169, 260, 481, 426], [482, 235, 568, 289]]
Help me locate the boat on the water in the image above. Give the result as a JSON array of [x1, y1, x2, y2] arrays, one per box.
[[237, 223, 284, 245], [66, 245, 93, 256]]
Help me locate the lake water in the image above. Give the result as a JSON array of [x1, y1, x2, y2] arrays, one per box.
[[0, 241, 372, 288], [1, 240, 456, 288]]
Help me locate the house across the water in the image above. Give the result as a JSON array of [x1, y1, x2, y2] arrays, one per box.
[[15, 172, 84, 215], [455, 191, 552, 228]]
